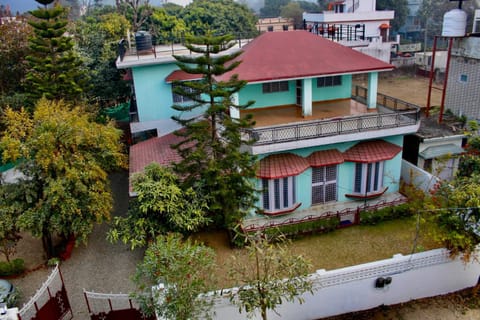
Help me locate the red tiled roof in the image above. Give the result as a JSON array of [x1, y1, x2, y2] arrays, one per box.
[[307, 149, 344, 167], [257, 153, 310, 179], [343, 140, 402, 163], [165, 70, 202, 83], [216, 30, 394, 83], [129, 133, 183, 175]]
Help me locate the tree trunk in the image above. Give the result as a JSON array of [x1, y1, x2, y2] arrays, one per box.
[[261, 305, 268, 320], [42, 232, 54, 259]]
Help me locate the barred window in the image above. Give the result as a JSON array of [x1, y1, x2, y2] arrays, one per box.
[[312, 165, 337, 204], [317, 76, 342, 88], [172, 83, 198, 103], [262, 176, 296, 212], [262, 81, 289, 93]]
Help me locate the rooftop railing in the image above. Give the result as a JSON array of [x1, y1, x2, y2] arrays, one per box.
[[243, 86, 421, 146]]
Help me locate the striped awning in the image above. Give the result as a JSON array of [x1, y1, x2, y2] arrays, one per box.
[[343, 140, 402, 163], [257, 153, 310, 179], [307, 149, 344, 167]]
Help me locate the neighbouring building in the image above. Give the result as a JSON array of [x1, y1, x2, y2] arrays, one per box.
[[256, 17, 294, 32], [117, 30, 421, 228], [302, 0, 397, 62]]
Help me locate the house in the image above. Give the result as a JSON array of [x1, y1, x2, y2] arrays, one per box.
[[302, 0, 397, 63], [256, 17, 294, 32], [117, 30, 421, 227], [397, 0, 424, 42]]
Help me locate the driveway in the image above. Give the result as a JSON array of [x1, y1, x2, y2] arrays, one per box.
[[10, 171, 144, 319]]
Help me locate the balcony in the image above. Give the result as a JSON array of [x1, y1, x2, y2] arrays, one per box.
[[242, 86, 420, 152]]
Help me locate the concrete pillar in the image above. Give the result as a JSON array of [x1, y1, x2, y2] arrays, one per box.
[[367, 72, 378, 109], [230, 92, 240, 119], [302, 78, 313, 117]]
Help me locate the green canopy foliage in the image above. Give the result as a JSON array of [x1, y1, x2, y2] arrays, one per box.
[[171, 33, 258, 228], [133, 233, 217, 319], [0, 99, 126, 258], [26, 3, 89, 105], [107, 163, 210, 249]]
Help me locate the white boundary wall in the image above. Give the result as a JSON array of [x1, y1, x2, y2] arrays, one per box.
[[401, 159, 440, 193], [210, 248, 480, 319]]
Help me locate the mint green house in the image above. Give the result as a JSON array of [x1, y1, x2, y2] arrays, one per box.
[[117, 31, 420, 228]]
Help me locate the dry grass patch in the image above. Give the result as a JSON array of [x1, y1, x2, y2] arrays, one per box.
[[191, 217, 442, 288]]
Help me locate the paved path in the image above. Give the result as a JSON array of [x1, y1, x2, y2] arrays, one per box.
[[11, 171, 143, 319]]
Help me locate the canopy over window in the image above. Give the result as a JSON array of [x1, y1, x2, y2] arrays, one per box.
[[343, 140, 402, 163], [257, 153, 309, 179]]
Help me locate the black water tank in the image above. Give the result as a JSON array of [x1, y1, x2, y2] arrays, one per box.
[[135, 31, 152, 52]]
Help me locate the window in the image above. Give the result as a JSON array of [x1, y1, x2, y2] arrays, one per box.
[[262, 176, 296, 211], [312, 165, 337, 204], [317, 76, 342, 88], [172, 82, 198, 103], [353, 162, 384, 194], [262, 81, 289, 94], [459, 74, 468, 83]]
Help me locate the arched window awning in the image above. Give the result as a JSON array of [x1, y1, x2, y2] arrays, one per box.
[[343, 140, 402, 163], [307, 149, 344, 167], [257, 153, 309, 179], [165, 70, 202, 83]]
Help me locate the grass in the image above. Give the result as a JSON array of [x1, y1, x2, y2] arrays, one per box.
[[191, 216, 442, 288]]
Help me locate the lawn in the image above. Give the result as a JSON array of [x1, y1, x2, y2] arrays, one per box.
[[191, 216, 442, 288]]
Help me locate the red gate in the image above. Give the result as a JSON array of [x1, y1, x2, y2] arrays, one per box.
[[18, 264, 72, 320]]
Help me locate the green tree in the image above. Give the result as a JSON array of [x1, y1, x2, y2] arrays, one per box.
[[376, 0, 409, 32], [260, 0, 290, 18], [107, 163, 209, 249], [297, 1, 321, 12], [181, 0, 258, 37], [0, 183, 23, 262], [133, 233, 216, 320], [116, 0, 153, 32], [0, 99, 126, 258], [74, 11, 131, 106], [280, 2, 303, 29], [148, 7, 188, 44], [228, 233, 313, 320], [26, 1, 89, 105], [457, 121, 480, 177], [171, 33, 258, 228], [0, 20, 32, 96]]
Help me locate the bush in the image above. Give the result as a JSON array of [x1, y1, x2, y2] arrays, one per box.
[[360, 203, 412, 225], [231, 216, 340, 247], [0, 259, 25, 277]]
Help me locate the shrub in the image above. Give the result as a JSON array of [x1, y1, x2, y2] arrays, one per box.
[[360, 203, 412, 225], [0, 258, 25, 277]]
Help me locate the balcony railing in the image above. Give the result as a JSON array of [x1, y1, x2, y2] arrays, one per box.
[[243, 86, 420, 146]]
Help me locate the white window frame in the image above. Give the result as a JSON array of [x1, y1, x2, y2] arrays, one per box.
[[262, 176, 296, 212], [311, 165, 338, 204], [353, 161, 384, 195]]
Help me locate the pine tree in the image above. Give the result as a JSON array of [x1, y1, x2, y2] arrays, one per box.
[[25, 0, 89, 105], [172, 33, 258, 229]]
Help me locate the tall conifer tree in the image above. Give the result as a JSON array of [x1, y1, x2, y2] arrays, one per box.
[[172, 33, 257, 228], [26, 0, 88, 105]]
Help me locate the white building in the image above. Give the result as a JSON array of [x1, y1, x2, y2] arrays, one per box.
[[303, 0, 397, 62]]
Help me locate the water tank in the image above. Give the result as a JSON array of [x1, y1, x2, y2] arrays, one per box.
[[135, 31, 152, 52], [442, 9, 467, 37]]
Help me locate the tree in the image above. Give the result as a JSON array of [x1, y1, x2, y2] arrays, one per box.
[[260, 0, 290, 18], [0, 183, 23, 262], [181, 0, 258, 37], [133, 233, 216, 320], [376, 0, 408, 32], [116, 0, 152, 32], [457, 121, 480, 177], [0, 20, 32, 96], [147, 7, 187, 44], [73, 11, 131, 106], [0, 99, 126, 258], [26, 1, 89, 105], [297, 1, 321, 13], [171, 33, 258, 228], [228, 233, 313, 320], [280, 2, 303, 29], [107, 163, 209, 249]]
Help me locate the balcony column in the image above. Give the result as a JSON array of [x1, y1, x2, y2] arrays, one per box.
[[367, 72, 378, 109], [229, 92, 240, 119], [302, 78, 313, 117]]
